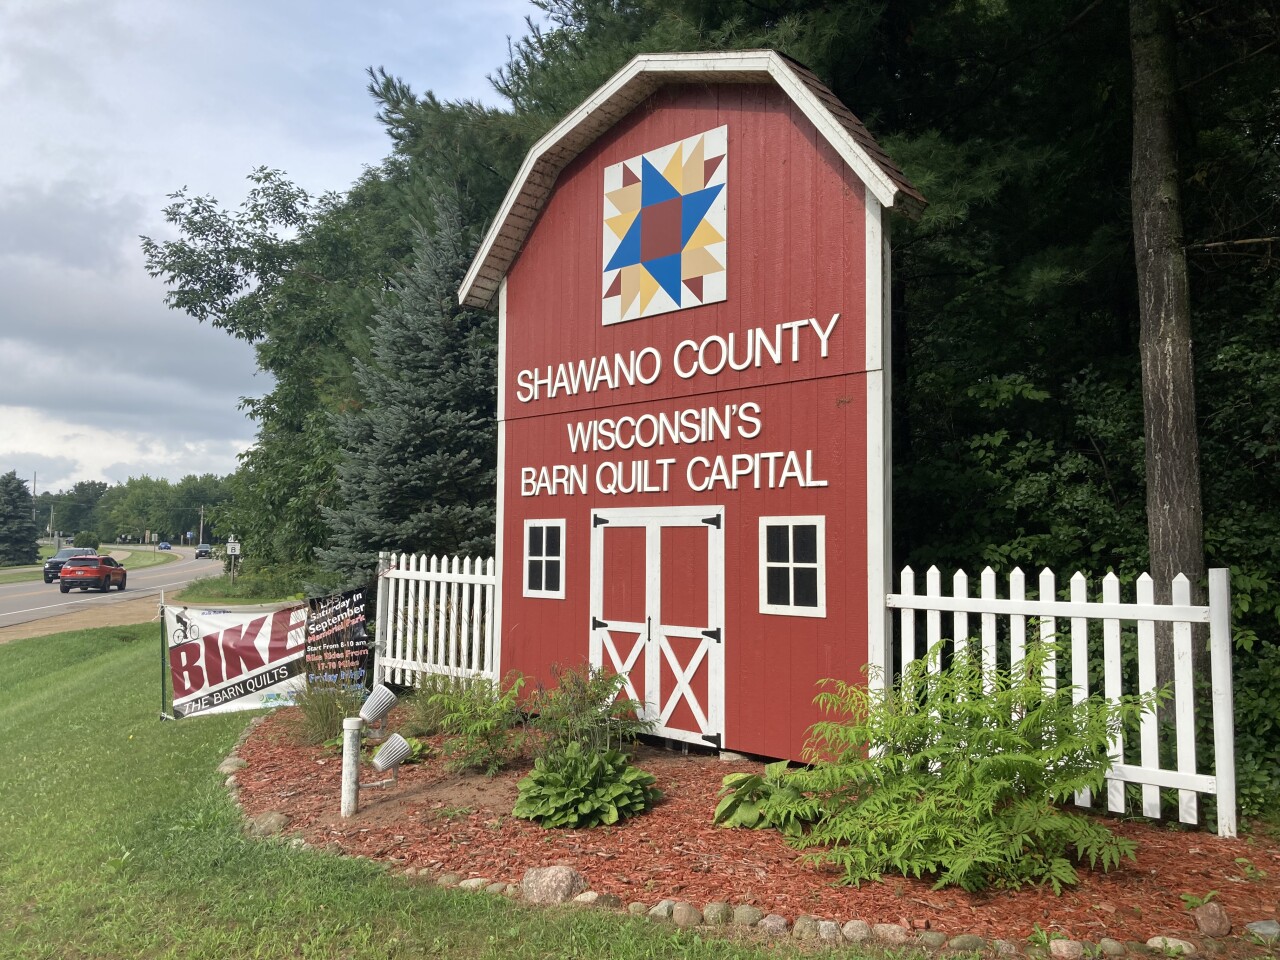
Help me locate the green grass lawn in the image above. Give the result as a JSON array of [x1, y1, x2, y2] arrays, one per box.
[[0, 624, 824, 960]]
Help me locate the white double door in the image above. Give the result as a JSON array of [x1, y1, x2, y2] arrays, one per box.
[[589, 506, 725, 747]]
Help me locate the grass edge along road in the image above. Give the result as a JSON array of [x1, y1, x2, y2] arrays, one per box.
[[0, 622, 824, 960], [0, 546, 178, 587]]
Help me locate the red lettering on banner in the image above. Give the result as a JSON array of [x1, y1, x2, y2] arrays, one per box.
[[170, 644, 205, 699], [221, 616, 268, 678], [171, 608, 302, 703], [202, 633, 224, 686]]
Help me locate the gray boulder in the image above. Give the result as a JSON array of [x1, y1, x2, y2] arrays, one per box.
[[521, 866, 588, 904]]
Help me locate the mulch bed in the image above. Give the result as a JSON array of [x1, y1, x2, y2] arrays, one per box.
[[234, 712, 1279, 949]]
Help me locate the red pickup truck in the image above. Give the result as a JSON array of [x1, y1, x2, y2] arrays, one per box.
[[59, 555, 127, 593]]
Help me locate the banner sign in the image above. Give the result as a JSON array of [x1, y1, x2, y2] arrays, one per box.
[[304, 588, 371, 690], [165, 604, 307, 718]]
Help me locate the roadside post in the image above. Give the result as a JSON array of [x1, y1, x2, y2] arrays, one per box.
[[226, 536, 240, 585]]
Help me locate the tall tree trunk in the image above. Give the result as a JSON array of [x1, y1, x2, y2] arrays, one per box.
[[1130, 0, 1208, 686]]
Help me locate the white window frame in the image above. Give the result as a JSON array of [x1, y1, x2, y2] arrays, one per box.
[[758, 515, 827, 617], [523, 518, 566, 599]]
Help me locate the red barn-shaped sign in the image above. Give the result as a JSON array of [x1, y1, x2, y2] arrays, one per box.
[[461, 51, 924, 760]]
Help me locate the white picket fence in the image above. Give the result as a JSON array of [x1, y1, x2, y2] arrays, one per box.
[[374, 552, 498, 687], [886, 565, 1236, 837]]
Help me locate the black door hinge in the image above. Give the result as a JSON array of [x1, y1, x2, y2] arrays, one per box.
[[592, 616, 608, 630], [593, 514, 609, 527], [701, 627, 721, 643], [701, 515, 721, 528], [701, 733, 722, 748]]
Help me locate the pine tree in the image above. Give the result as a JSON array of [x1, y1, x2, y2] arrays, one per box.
[[0, 471, 38, 565], [318, 188, 497, 585]]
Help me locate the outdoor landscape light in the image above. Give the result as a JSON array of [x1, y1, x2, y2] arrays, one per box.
[[371, 733, 412, 774], [359, 683, 398, 724]]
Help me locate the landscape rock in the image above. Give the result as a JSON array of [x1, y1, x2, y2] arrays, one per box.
[[792, 915, 821, 940], [458, 877, 490, 891], [873, 922, 912, 944], [758, 914, 790, 936], [1049, 939, 1085, 959], [436, 872, 462, 887], [918, 931, 948, 949], [1098, 938, 1126, 956], [1245, 920, 1280, 944], [503, 884, 522, 899], [1192, 902, 1230, 938], [842, 920, 872, 943], [672, 902, 703, 928], [245, 811, 289, 838], [1145, 937, 1195, 955], [573, 891, 600, 905], [484, 882, 507, 894], [521, 866, 588, 904], [702, 902, 732, 925], [647, 899, 675, 920], [627, 902, 648, 916], [217, 756, 247, 775], [818, 920, 842, 943], [733, 905, 764, 927], [949, 934, 987, 951], [993, 939, 1022, 955], [593, 893, 623, 909]]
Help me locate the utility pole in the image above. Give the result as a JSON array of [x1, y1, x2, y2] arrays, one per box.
[[31, 472, 36, 523], [198, 504, 204, 544]]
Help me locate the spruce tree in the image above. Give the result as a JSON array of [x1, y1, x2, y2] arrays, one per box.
[[318, 188, 497, 585], [0, 471, 38, 565]]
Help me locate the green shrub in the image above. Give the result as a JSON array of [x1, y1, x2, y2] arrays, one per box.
[[714, 760, 809, 835], [767, 641, 1164, 894], [528, 663, 653, 755], [292, 682, 367, 746], [431, 674, 527, 775], [402, 673, 472, 737], [74, 532, 100, 552], [513, 741, 662, 828]]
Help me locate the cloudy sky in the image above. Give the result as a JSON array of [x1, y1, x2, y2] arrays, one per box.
[[0, 0, 542, 495]]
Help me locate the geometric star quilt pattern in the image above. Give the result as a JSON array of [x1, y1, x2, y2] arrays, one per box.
[[602, 125, 727, 325]]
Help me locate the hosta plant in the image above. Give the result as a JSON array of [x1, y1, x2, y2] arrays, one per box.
[[513, 742, 662, 828], [714, 760, 810, 835], [765, 640, 1166, 894]]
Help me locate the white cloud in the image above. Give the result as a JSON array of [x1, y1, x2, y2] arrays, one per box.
[[0, 0, 541, 495]]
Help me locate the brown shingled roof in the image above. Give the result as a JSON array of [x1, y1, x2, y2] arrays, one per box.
[[460, 50, 925, 309]]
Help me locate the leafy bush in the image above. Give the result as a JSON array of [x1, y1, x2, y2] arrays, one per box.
[[768, 641, 1164, 894], [513, 741, 662, 828], [714, 760, 809, 835], [292, 682, 367, 746], [74, 532, 100, 552], [528, 663, 653, 755], [402, 673, 473, 737], [431, 674, 527, 775]]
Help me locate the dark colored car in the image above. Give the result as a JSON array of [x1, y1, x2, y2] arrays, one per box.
[[195, 543, 212, 559], [43, 547, 96, 583], [59, 555, 127, 593], [158, 541, 171, 550]]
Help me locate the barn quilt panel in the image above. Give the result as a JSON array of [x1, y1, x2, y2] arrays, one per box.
[[602, 125, 727, 324]]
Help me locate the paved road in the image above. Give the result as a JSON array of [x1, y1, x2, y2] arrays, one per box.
[[0, 547, 223, 631]]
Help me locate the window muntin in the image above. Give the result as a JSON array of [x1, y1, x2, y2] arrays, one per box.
[[759, 516, 826, 617], [524, 519, 566, 599]]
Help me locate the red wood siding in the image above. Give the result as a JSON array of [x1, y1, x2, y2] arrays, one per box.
[[500, 83, 871, 761]]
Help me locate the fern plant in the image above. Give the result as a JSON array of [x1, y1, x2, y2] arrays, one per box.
[[430, 673, 527, 775], [766, 640, 1166, 894], [513, 741, 662, 828]]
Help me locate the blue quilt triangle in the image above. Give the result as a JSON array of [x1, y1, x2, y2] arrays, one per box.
[[605, 215, 644, 272], [680, 184, 724, 246], [644, 253, 684, 304], [641, 157, 681, 207]]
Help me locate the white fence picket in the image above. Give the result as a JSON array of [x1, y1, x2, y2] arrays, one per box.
[[886, 564, 1236, 837], [374, 551, 498, 685]]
